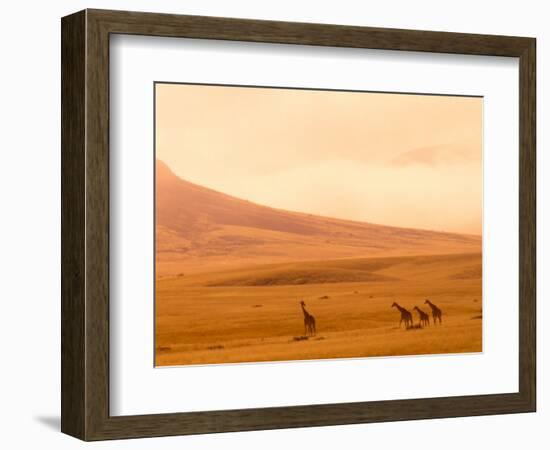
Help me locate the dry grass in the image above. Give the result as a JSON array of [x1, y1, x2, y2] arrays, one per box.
[[155, 252, 482, 366]]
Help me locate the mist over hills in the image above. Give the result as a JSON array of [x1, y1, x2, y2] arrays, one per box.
[[156, 160, 481, 276]]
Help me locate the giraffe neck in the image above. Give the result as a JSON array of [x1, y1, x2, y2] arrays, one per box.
[[301, 304, 309, 317]]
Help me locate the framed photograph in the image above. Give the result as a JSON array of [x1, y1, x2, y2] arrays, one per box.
[[61, 9, 536, 440]]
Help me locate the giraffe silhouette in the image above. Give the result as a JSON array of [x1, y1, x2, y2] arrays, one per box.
[[424, 299, 442, 325], [391, 302, 413, 328], [300, 301, 316, 336], [413, 306, 430, 327]]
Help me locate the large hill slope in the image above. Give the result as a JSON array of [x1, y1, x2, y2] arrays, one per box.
[[156, 160, 481, 275]]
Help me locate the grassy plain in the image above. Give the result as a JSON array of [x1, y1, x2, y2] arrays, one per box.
[[155, 252, 482, 366]]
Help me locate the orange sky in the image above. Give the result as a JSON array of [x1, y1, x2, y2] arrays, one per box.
[[155, 83, 482, 235]]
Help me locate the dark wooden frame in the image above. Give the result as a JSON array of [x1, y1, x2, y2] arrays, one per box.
[[61, 8, 536, 441]]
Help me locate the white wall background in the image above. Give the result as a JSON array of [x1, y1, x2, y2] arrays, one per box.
[[0, 1, 546, 448]]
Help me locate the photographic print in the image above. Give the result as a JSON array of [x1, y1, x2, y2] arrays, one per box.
[[154, 83, 483, 367]]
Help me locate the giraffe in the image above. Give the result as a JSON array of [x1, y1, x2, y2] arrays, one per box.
[[391, 302, 413, 329], [413, 306, 430, 327], [300, 301, 316, 336], [424, 299, 442, 325]]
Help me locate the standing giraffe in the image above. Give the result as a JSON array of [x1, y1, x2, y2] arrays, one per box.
[[391, 302, 413, 328], [413, 306, 430, 327], [300, 301, 316, 336], [424, 299, 442, 325]]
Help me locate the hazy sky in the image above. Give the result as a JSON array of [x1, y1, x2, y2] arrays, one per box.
[[155, 83, 482, 235]]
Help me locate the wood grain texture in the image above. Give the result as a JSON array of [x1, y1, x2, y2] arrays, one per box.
[[518, 39, 536, 409], [61, 10, 86, 439], [89, 8, 532, 56], [84, 10, 111, 440], [61, 8, 536, 441]]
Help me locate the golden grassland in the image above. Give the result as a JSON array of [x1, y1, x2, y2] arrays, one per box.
[[155, 252, 482, 366]]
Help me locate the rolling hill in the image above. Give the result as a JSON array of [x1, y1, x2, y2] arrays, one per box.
[[156, 160, 481, 276]]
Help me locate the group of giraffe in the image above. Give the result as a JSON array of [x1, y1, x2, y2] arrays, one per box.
[[298, 298, 442, 337], [392, 299, 442, 329]]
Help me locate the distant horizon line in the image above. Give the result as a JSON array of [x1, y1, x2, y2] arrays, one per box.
[[156, 159, 482, 239]]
